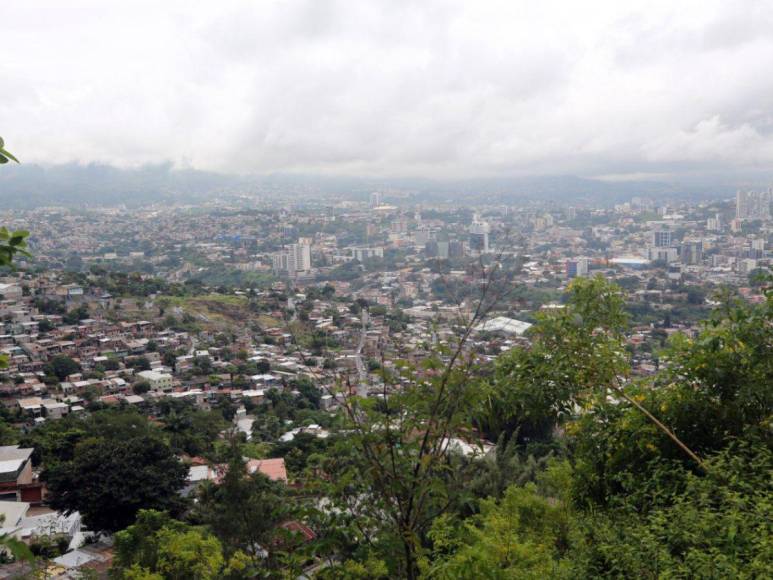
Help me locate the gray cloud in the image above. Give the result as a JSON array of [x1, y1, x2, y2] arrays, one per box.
[[3, 0, 773, 180]]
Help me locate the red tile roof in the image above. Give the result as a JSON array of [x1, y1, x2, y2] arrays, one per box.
[[246, 458, 287, 483]]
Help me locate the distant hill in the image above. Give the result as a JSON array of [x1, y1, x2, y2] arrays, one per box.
[[0, 163, 247, 208], [0, 163, 742, 208]]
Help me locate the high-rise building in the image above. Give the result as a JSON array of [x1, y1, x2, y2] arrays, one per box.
[[272, 239, 311, 275], [414, 227, 432, 247], [739, 258, 758, 274], [706, 214, 722, 231], [370, 192, 382, 208], [352, 247, 384, 261], [736, 190, 772, 220], [566, 258, 589, 279], [469, 215, 490, 253], [750, 238, 766, 259], [652, 229, 672, 248], [680, 240, 703, 265], [449, 240, 465, 258]]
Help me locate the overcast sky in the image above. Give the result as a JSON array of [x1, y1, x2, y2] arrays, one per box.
[[3, 1, 773, 180]]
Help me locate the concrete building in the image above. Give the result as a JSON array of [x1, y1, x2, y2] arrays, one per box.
[[648, 247, 679, 263], [414, 227, 432, 247], [273, 240, 312, 275], [680, 240, 703, 265], [352, 247, 384, 261], [474, 317, 532, 337], [566, 258, 589, 278], [137, 369, 174, 392], [652, 229, 672, 248], [390, 217, 408, 235], [469, 215, 490, 253], [736, 189, 772, 220], [0, 446, 43, 504]]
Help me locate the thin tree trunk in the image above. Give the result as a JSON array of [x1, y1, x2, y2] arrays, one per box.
[[402, 531, 418, 580], [609, 380, 707, 472]]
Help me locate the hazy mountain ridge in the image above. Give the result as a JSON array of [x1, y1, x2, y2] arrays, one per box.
[[0, 163, 740, 208]]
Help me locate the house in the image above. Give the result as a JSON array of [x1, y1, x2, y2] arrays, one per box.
[[0, 446, 43, 504], [246, 458, 288, 483], [0, 284, 22, 301], [320, 394, 335, 410], [137, 369, 174, 392], [17, 397, 43, 417], [241, 389, 265, 405], [42, 400, 69, 419]]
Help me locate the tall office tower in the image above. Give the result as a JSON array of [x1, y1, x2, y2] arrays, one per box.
[[271, 252, 288, 274], [652, 229, 672, 248], [680, 240, 703, 265], [707, 213, 722, 231], [736, 191, 747, 219], [469, 215, 490, 253], [449, 240, 465, 258], [736, 190, 772, 220], [566, 258, 589, 279], [370, 192, 382, 208], [292, 240, 312, 271], [272, 239, 311, 275], [414, 226, 432, 247], [750, 238, 766, 259]]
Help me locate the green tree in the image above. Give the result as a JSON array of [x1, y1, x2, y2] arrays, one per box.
[[45, 435, 187, 533], [482, 276, 706, 471], [128, 356, 151, 371], [251, 413, 282, 442], [45, 355, 81, 381], [133, 381, 151, 395], [0, 137, 30, 370], [425, 483, 572, 579], [156, 527, 224, 580], [0, 137, 19, 164], [114, 510, 226, 580], [194, 454, 287, 564], [318, 264, 507, 579], [570, 439, 773, 577], [157, 402, 228, 457]]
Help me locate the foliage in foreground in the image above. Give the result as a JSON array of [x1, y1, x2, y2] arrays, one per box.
[[314, 277, 772, 578]]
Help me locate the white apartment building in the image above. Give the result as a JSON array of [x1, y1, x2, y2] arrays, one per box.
[[137, 370, 174, 392], [272, 240, 312, 275]]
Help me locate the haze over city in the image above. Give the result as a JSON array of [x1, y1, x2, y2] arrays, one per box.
[[4, 1, 773, 184]]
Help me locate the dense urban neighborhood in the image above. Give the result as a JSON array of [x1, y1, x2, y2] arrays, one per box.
[[0, 187, 768, 577]]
